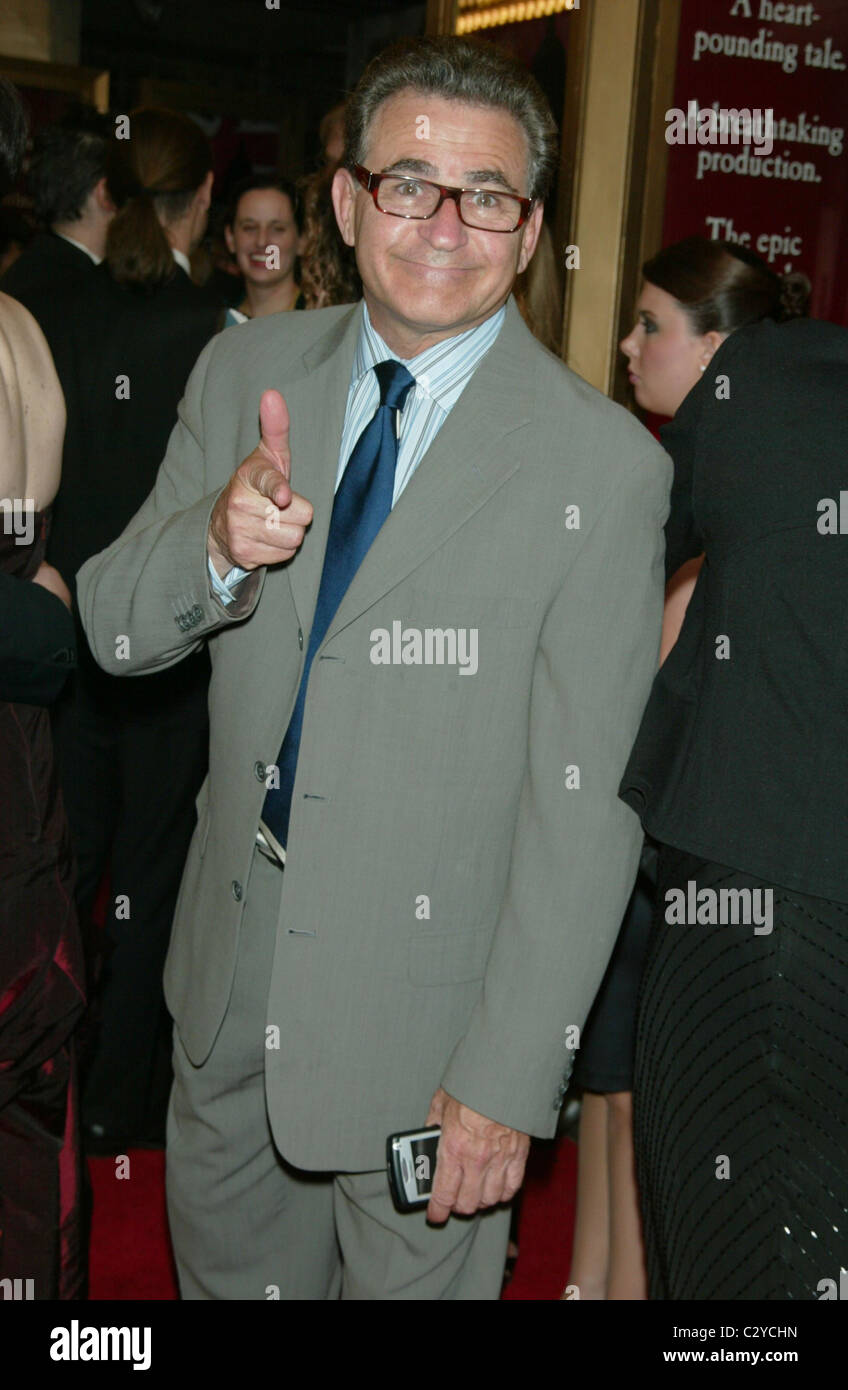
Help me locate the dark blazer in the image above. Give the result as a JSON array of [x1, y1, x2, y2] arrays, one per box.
[[44, 262, 223, 589], [0, 231, 98, 311], [620, 316, 848, 903]]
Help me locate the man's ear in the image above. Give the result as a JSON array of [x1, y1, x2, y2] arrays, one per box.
[[93, 175, 116, 215], [331, 165, 357, 248], [516, 200, 544, 276]]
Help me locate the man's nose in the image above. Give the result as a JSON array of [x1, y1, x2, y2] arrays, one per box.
[[419, 195, 468, 248]]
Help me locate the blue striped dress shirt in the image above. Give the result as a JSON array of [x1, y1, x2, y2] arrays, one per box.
[[209, 299, 506, 603]]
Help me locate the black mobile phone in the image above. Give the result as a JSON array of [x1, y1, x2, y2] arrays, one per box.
[[386, 1125, 442, 1212]]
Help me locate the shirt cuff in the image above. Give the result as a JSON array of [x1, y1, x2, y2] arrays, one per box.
[[207, 555, 250, 606]]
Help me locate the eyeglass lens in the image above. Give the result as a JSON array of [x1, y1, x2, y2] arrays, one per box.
[[376, 176, 521, 231]]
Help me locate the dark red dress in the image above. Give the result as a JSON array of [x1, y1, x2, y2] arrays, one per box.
[[0, 510, 86, 1298]]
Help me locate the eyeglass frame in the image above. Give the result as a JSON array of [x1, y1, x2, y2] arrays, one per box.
[[351, 163, 535, 233]]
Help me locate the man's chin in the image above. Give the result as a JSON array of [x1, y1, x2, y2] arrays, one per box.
[[364, 281, 507, 350]]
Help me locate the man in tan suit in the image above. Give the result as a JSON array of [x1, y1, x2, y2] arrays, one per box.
[[77, 37, 670, 1299]]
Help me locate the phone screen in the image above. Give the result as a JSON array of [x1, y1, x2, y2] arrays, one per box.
[[407, 1131, 439, 1198]]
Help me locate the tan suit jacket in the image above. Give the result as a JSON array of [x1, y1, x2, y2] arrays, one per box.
[[78, 296, 670, 1169]]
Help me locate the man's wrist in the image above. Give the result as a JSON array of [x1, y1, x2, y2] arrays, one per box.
[[207, 531, 232, 581], [207, 554, 251, 606]]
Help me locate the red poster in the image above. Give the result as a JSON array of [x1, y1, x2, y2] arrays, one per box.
[[662, 0, 848, 325]]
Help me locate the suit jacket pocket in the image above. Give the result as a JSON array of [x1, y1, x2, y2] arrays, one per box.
[[408, 926, 491, 986]]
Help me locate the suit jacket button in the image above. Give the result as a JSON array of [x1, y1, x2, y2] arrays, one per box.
[[231, 880, 243, 901], [254, 761, 266, 782], [298, 627, 304, 649]]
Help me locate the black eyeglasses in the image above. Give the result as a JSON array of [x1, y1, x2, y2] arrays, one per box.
[[353, 164, 534, 233]]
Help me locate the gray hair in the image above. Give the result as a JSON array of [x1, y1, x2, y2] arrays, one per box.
[[343, 36, 558, 203]]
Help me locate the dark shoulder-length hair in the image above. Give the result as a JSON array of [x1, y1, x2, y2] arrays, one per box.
[[224, 174, 304, 234], [105, 107, 212, 288], [642, 235, 810, 334]]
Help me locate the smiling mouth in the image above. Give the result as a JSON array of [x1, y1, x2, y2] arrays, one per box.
[[398, 258, 475, 273]]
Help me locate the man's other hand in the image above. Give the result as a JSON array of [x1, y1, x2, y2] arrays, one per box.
[[208, 388, 313, 577], [424, 1087, 529, 1224]]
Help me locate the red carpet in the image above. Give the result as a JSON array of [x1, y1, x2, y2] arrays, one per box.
[[503, 1137, 576, 1300], [87, 1135, 576, 1300], [87, 1150, 178, 1300]]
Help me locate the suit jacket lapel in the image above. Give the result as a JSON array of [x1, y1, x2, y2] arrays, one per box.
[[281, 304, 361, 632], [324, 295, 537, 643]]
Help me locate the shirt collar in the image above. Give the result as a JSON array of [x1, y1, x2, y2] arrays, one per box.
[[353, 300, 506, 413], [172, 248, 192, 277], [55, 231, 102, 265]]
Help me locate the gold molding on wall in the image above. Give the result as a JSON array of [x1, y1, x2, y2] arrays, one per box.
[[609, 0, 681, 405], [560, 0, 642, 392], [0, 53, 109, 112]]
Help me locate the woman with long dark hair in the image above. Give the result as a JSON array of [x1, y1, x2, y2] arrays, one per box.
[[614, 236, 846, 1299]]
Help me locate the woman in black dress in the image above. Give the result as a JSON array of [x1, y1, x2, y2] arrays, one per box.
[[618, 237, 847, 1299], [0, 78, 85, 1298]]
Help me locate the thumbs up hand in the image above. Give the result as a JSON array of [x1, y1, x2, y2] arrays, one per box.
[[208, 389, 314, 577]]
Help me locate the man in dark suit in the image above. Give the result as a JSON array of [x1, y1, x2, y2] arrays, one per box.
[[45, 113, 223, 1151], [0, 111, 114, 321]]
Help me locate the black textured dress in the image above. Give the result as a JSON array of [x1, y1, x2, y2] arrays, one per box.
[[620, 318, 848, 1300], [635, 847, 848, 1299]]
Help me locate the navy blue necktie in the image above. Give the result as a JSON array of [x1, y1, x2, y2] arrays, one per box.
[[261, 359, 416, 851]]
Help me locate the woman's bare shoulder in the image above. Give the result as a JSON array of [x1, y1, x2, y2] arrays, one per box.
[[0, 291, 65, 505], [0, 289, 54, 361]]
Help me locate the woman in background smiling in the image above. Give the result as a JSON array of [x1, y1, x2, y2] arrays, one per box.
[[223, 174, 305, 324]]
